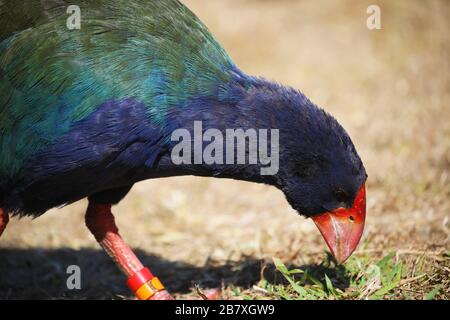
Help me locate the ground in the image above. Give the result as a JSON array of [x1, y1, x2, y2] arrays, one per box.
[[0, 0, 448, 300]]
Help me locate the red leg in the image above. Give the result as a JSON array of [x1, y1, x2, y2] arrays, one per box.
[[0, 208, 9, 237], [85, 203, 173, 300]]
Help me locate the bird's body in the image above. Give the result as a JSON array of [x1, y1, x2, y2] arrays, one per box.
[[0, 0, 237, 216], [0, 0, 367, 300]]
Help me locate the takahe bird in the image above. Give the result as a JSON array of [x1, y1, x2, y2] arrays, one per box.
[[0, 0, 367, 300]]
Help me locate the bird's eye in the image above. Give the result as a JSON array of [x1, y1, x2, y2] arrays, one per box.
[[334, 189, 348, 203]]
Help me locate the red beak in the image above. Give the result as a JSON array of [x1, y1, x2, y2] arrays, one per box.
[[312, 184, 366, 263]]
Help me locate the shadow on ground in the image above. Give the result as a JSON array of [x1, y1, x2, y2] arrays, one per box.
[[0, 248, 351, 299]]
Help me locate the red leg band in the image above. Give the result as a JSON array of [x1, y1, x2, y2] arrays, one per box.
[[127, 267, 154, 292]]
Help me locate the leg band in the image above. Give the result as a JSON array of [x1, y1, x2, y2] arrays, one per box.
[[127, 267, 165, 300]]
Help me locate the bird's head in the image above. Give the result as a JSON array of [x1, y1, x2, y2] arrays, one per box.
[[278, 152, 367, 263], [258, 86, 368, 263]]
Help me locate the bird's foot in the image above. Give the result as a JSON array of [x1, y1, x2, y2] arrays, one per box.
[[203, 288, 221, 300], [149, 290, 174, 300], [196, 287, 222, 300], [147, 288, 221, 300]]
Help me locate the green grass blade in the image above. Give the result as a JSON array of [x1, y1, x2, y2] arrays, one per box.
[[425, 284, 442, 300]]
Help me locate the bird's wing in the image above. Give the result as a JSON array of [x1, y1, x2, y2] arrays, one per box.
[[0, 0, 235, 180]]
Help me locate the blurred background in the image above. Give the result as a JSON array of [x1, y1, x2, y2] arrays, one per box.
[[0, 0, 448, 299]]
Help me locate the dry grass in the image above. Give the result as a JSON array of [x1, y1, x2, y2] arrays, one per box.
[[0, 0, 449, 299]]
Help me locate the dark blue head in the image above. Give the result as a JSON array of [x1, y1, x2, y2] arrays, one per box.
[[274, 93, 366, 218], [231, 77, 368, 262]]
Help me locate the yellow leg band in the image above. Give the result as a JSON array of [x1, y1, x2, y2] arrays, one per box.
[[135, 277, 165, 300], [151, 277, 165, 291]]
